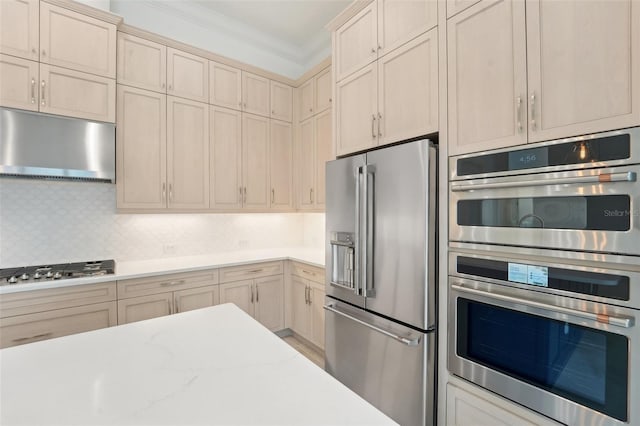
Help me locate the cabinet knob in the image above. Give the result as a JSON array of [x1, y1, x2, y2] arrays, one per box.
[[168, 84, 172, 90], [41, 49, 46, 57], [371, 47, 376, 53], [31, 48, 37, 54]]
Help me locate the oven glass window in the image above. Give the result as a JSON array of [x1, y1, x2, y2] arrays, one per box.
[[457, 299, 628, 421], [458, 195, 630, 231]]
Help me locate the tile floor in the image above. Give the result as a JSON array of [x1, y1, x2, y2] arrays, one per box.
[[282, 335, 325, 369]]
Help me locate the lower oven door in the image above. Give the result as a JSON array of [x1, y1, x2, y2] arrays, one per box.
[[449, 277, 638, 426]]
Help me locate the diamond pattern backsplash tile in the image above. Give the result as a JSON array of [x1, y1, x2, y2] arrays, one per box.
[[0, 179, 310, 268]]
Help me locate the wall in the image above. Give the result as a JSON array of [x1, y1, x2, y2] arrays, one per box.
[[0, 179, 323, 268]]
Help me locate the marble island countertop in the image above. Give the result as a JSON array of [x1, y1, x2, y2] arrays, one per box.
[[0, 247, 325, 294], [0, 303, 396, 425]]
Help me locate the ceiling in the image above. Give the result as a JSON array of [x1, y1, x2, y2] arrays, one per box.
[[109, 0, 350, 79]]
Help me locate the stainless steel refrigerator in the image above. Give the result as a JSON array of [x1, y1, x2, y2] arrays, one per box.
[[324, 139, 437, 426]]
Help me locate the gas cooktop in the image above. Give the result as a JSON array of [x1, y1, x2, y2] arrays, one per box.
[[0, 260, 115, 286]]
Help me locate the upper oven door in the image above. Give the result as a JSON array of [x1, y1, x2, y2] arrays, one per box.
[[449, 165, 639, 255]]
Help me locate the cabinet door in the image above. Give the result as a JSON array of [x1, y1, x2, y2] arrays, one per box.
[[299, 78, 315, 121], [0, 54, 38, 111], [209, 61, 242, 110], [290, 276, 310, 338], [210, 106, 243, 210], [336, 63, 378, 156], [314, 67, 332, 113], [0, 0, 39, 61], [309, 283, 325, 349], [117, 293, 172, 325], [298, 117, 315, 209], [40, 63, 116, 122], [219, 279, 254, 317], [270, 81, 292, 122], [242, 71, 270, 117], [254, 275, 284, 331], [269, 120, 293, 209], [117, 33, 166, 93], [242, 113, 269, 209], [334, 2, 378, 82], [526, 0, 640, 143], [378, 28, 438, 146], [377, 0, 438, 56], [0, 302, 116, 349], [40, 2, 116, 78], [174, 285, 219, 314], [167, 48, 208, 103], [167, 96, 209, 209], [314, 109, 332, 208], [447, 0, 482, 18], [447, 0, 527, 155], [116, 85, 167, 209]]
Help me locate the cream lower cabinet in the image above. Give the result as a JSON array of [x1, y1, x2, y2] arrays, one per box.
[[0, 282, 117, 349], [446, 381, 562, 426], [117, 269, 219, 325], [0, 0, 39, 61], [298, 109, 332, 210], [219, 262, 284, 331], [448, 0, 639, 155], [289, 262, 325, 349]]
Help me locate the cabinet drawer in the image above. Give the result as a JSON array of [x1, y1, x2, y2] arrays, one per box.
[[0, 301, 117, 348], [0, 281, 116, 319], [219, 261, 283, 283], [117, 269, 218, 299], [291, 261, 324, 284]]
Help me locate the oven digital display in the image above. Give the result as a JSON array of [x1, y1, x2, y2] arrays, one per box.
[[508, 262, 548, 287], [508, 147, 549, 170]]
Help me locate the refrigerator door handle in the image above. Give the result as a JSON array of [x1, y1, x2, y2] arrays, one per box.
[[363, 164, 375, 298], [324, 302, 421, 346], [354, 165, 363, 296]]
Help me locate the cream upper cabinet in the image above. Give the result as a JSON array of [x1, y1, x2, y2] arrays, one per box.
[[336, 63, 378, 156], [314, 110, 332, 208], [299, 78, 315, 121], [270, 81, 292, 122], [334, 2, 378, 82], [40, 2, 116, 78], [447, 0, 527, 156], [446, 0, 482, 18], [242, 71, 270, 117], [253, 275, 284, 331], [314, 67, 332, 113], [209, 106, 243, 210], [377, 0, 438, 56], [0, 0, 39, 61], [40, 63, 116, 122], [269, 120, 293, 210], [242, 113, 270, 209], [117, 33, 166, 93], [525, 0, 640, 142], [298, 117, 315, 209], [116, 85, 167, 209], [167, 96, 209, 209], [378, 28, 438, 146], [167, 48, 208, 103], [209, 61, 242, 110], [0, 54, 38, 111]]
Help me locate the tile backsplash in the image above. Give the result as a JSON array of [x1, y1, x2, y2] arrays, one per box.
[[0, 179, 324, 268]]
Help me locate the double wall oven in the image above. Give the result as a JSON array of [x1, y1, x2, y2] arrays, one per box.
[[448, 127, 640, 426]]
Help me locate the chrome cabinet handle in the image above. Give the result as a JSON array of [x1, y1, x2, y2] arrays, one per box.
[[168, 299, 172, 314], [40, 80, 46, 106], [160, 280, 185, 286], [239, 186, 243, 204], [451, 284, 634, 328], [377, 113, 382, 137], [249, 269, 263, 273], [371, 115, 376, 138], [451, 171, 637, 192], [256, 285, 259, 303], [516, 96, 522, 133], [12, 332, 53, 343], [305, 286, 310, 304], [310, 188, 314, 203], [307, 286, 312, 305], [30, 78, 36, 103], [324, 303, 421, 346], [174, 295, 179, 313], [243, 187, 247, 203], [250, 284, 254, 303], [162, 183, 166, 202], [169, 183, 173, 201], [271, 188, 275, 204], [530, 92, 536, 130]]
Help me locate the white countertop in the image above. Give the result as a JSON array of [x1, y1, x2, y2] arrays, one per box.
[[0, 247, 325, 294], [0, 303, 396, 425]]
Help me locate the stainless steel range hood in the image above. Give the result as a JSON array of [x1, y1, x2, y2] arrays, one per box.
[[0, 108, 115, 183]]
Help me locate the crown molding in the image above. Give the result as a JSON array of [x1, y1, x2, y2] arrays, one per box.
[[43, 0, 123, 25]]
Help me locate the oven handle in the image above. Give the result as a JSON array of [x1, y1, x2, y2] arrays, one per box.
[[451, 171, 636, 192], [451, 284, 635, 328]]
